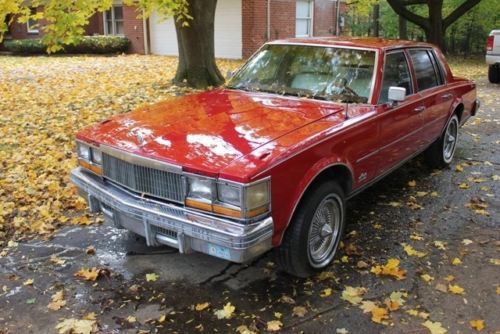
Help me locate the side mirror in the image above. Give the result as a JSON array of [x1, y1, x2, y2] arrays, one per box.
[[388, 86, 406, 105]]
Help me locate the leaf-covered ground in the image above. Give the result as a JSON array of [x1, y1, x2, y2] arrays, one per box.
[[0, 55, 242, 243]]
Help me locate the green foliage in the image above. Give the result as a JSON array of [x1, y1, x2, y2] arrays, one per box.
[[4, 36, 130, 55], [0, 0, 189, 53]]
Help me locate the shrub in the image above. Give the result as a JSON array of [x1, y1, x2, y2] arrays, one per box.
[[4, 36, 130, 55]]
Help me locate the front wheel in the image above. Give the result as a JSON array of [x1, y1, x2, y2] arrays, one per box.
[[424, 114, 459, 169], [277, 181, 345, 277]]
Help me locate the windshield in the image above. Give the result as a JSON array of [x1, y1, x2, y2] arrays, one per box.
[[227, 44, 376, 103]]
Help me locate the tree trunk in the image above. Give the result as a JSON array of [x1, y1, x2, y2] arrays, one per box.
[[173, 0, 224, 88], [398, 16, 407, 40]]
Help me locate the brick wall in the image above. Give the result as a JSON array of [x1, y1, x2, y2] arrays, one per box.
[[123, 6, 145, 54]]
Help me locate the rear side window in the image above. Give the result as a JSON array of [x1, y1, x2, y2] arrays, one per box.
[[379, 51, 413, 104], [409, 49, 441, 91]]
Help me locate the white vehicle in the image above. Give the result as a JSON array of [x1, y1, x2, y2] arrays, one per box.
[[486, 30, 500, 83]]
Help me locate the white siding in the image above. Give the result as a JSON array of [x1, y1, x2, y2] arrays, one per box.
[[149, 0, 242, 59]]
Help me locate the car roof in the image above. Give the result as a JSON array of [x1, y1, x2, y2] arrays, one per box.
[[268, 36, 435, 51]]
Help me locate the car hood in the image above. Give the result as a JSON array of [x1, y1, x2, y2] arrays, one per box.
[[77, 89, 345, 176]]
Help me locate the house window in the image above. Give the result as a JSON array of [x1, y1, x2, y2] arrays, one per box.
[[104, 5, 124, 35], [296, 0, 313, 37], [27, 7, 39, 34]]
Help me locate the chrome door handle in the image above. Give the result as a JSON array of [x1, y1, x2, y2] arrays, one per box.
[[442, 93, 453, 100], [414, 106, 426, 113]]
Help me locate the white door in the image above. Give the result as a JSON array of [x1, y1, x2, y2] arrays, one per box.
[[149, 0, 242, 59]]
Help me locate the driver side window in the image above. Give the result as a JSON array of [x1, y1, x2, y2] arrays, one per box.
[[379, 52, 413, 104]]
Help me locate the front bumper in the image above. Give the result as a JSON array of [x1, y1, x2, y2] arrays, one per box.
[[70, 167, 273, 263]]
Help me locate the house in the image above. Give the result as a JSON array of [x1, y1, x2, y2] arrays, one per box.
[[3, 0, 346, 59]]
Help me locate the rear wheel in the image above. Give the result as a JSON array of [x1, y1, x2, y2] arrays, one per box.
[[277, 181, 345, 277], [424, 114, 459, 169], [488, 65, 500, 83]]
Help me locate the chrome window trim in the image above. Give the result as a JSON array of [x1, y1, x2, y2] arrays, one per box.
[[377, 49, 416, 105]]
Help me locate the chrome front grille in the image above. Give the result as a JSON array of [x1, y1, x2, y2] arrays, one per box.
[[102, 153, 184, 203]]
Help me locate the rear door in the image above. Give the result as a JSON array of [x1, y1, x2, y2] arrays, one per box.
[[377, 50, 425, 175], [408, 49, 454, 144]]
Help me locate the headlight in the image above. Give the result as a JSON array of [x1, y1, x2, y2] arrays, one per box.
[[91, 149, 102, 165], [187, 177, 213, 201], [245, 182, 269, 209], [217, 183, 241, 207], [77, 143, 91, 161], [185, 176, 270, 220]]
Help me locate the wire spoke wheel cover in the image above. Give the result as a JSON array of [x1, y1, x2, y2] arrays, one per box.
[[307, 194, 343, 268], [443, 116, 458, 162]]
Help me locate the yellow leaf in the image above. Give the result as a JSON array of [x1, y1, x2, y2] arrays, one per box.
[[433, 241, 447, 250], [469, 319, 484, 331], [74, 268, 100, 281], [292, 306, 308, 317], [47, 290, 66, 311], [408, 180, 417, 187], [359, 301, 388, 324], [158, 314, 166, 323], [341, 255, 349, 263], [430, 191, 439, 197], [371, 258, 406, 280], [341, 286, 366, 305], [266, 320, 283, 332], [489, 259, 500, 265], [55, 318, 97, 334], [448, 284, 465, 294], [214, 302, 235, 319], [195, 302, 210, 311], [320, 288, 333, 297], [317, 271, 335, 281], [416, 191, 428, 197], [402, 243, 426, 257], [420, 273, 434, 283], [145, 273, 159, 282], [236, 325, 256, 334], [126, 316, 136, 323], [410, 234, 424, 241], [23, 278, 34, 286], [451, 258, 462, 265], [458, 183, 469, 189], [455, 165, 464, 172], [422, 320, 447, 334], [50, 255, 66, 266]]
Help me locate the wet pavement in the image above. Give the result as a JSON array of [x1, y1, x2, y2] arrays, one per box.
[[0, 78, 499, 334]]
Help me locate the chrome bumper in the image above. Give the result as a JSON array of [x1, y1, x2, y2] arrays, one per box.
[[70, 167, 273, 263]]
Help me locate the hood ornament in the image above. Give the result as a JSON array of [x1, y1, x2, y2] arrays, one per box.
[[137, 132, 146, 146]]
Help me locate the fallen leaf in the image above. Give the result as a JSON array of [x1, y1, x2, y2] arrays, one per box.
[[278, 295, 296, 304], [236, 325, 257, 334], [408, 180, 417, 187], [490, 259, 500, 265], [292, 306, 308, 317], [402, 243, 426, 257], [420, 273, 434, 283], [50, 256, 66, 266], [195, 302, 210, 311], [23, 278, 34, 286], [458, 183, 469, 189], [341, 286, 366, 305], [145, 273, 159, 282], [433, 241, 447, 250], [47, 290, 66, 311], [74, 268, 100, 281], [127, 316, 136, 323], [214, 302, 235, 319], [336, 329, 349, 334], [448, 284, 464, 294], [266, 320, 283, 332], [371, 258, 406, 280], [317, 271, 335, 281], [422, 320, 447, 334], [359, 301, 388, 324], [320, 288, 333, 297], [462, 239, 473, 245], [451, 258, 462, 265], [469, 319, 485, 331], [55, 318, 97, 334], [26, 298, 36, 304]]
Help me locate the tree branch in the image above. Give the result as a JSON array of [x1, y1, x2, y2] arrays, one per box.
[[387, 0, 429, 31], [443, 0, 482, 28]]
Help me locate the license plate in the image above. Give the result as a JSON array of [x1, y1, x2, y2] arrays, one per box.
[[208, 243, 231, 260]]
